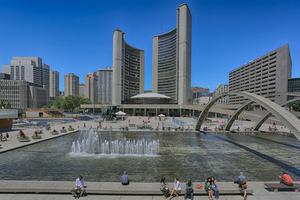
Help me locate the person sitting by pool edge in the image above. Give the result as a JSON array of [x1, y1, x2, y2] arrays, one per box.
[[120, 171, 130, 185], [73, 175, 87, 197], [160, 177, 170, 198], [234, 172, 247, 200], [169, 177, 181, 199], [184, 179, 194, 200], [205, 177, 213, 200], [279, 172, 293, 186]]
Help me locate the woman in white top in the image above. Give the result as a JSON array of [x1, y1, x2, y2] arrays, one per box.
[[169, 177, 181, 199]]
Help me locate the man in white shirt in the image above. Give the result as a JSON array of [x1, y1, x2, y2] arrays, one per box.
[[73, 175, 87, 197]]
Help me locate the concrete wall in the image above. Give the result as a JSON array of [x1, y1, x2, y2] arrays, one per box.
[[177, 4, 192, 105], [112, 30, 123, 105], [152, 36, 158, 93]]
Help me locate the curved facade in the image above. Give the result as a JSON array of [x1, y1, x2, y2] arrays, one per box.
[[112, 29, 144, 105], [152, 3, 192, 105], [153, 29, 178, 103]]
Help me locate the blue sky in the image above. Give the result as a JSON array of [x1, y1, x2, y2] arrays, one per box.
[[0, 0, 299, 91]]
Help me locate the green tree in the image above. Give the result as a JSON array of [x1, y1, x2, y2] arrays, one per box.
[[0, 100, 11, 109], [289, 101, 300, 112], [48, 96, 91, 112]]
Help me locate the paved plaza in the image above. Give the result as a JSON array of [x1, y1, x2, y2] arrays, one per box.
[[0, 194, 298, 200], [0, 116, 291, 153]]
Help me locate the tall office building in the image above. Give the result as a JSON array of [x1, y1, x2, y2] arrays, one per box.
[[152, 3, 192, 105], [213, 84, 229, 104], [112, 29, 144, 105], [229, 44, 292, 105], [192, 87, 210, 99], [0, 73, 10, 80], [2, 64, 10, 74], [79, 84, 85, 97], [0, 80, 47, 109], [10, 57, 43, 85], [95, 68, 112, 104], [64, 73, 79, 97], [85, 73, 97, 103], [49, 70, 59, 98], [288, 78, 300, 100], [7, 57, 50, 103], [288, 78, 300, 93], [42, 64, 50, 99]]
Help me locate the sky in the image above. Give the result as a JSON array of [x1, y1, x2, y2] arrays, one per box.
[[0, 0, 300, 91]]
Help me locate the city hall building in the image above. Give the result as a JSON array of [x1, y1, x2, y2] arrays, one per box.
[[152, 3, 192, 105], [112, 29, 144, 105]]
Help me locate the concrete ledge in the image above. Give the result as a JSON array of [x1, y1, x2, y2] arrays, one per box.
[[0, 181, 253, 196], [0, 130, 79, 154], [265, 183, 300, 192]]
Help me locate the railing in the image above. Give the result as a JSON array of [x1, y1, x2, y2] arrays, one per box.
[[0, 109, 18, 119]]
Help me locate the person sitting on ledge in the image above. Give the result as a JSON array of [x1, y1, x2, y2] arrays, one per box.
[[19, 130, 26, 138], [205, 177, 213, 200], [210, 176, 219, 199], [234, 172, 247, 200], [169, 177, 181, 199], [160, 177, 170, 198], [120, 171, 130, 185], [279, 172, 293, 186], [184, 179, 194, 200], [72, 175, 87, 198]]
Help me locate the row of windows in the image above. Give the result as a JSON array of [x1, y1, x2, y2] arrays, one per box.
[[230, 53, 277, 75]]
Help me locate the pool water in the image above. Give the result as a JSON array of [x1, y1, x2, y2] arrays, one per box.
[[0, 131, 299, 182]]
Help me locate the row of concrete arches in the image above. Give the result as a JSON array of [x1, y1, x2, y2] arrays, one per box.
[[195, 91, 300, 141]]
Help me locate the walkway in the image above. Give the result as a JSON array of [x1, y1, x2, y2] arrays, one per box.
[[0, 120, 88, 153]]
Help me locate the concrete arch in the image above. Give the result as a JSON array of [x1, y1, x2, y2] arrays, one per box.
[[254, 97, 300, 131], [195, 91, 300, 141], [225, 101, 254, 131], [195, 93, 229, 131]]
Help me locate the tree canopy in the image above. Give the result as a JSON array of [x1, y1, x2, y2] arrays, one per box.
[[48, 96, 91, 112], [288, 101, 300, 112], [0, 100, 11, 109]]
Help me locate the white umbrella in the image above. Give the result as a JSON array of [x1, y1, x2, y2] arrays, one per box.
[[116, 111, 126, 116], [158, 114, 165, 117]]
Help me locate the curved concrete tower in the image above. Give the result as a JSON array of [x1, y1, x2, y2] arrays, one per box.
[[152, 3, 192, 105], [112, 29, 144, 105]]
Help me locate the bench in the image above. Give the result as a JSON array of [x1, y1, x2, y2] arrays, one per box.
[[265, 183, 300, 192]]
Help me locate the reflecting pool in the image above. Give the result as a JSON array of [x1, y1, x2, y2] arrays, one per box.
[[0, 131, 299, 182]]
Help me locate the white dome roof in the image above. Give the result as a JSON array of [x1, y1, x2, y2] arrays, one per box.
[[131, 93, 171, 99]]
